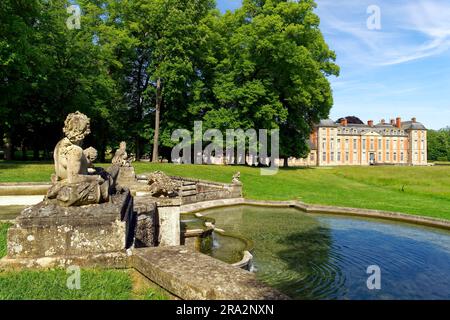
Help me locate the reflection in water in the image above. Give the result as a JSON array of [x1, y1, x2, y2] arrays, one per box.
[[200, 206, 450, 300]]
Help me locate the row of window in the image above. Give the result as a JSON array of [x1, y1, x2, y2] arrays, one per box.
[[321, 138, 425, 151], [321, 151, 426, 163], [327, 128, 407, 136]]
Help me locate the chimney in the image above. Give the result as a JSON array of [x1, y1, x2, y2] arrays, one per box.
[[380, 119, 385, 124], [396, 117, 401, 128], [412, 117, 417, 123], [390, 119, 396, 126], [340, 118, 348, 126], [368, 120, 374, 127]]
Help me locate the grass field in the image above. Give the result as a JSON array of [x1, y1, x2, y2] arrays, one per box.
[[0, 223, 9, 258], [0, 222, 167, 300], [1, 161, 450, 219]]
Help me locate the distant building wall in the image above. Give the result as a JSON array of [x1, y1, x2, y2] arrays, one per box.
[[295, 117, 428, 167]]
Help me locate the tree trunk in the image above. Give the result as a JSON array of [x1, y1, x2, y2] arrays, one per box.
[[21, 144, 27, 161], [283, 157, 289, 167], [99, 144, 106, 163], [3, 133, 13, 161], [33, 146, 40, 161], [135, 137, 141, 160], [152, 78, 162, 163]]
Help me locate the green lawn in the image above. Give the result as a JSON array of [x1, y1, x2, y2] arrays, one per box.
[[1, 161, 450, 219], [0, 223, 10, 258], [0, 222, 167, 300]]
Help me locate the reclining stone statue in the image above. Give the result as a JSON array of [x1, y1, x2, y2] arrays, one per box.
[[46, 111, 115, 206]]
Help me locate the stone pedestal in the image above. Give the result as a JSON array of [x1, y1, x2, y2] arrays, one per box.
[[156, 198, 181, 247], [134, 201, 158, 248], [116, 166, 137, 187], [0, 191, 135, 269]]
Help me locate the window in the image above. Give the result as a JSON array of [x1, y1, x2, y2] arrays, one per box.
[[310, 153, 315, 161], [322, 138, 326, 150], [421, 140, 425, 149], [353, 139, 357, 149], [362, 139, 366, 150], [353, 152, 357, 163], [414, 152, 418, 161], [386, 152, 390, 160], [337, 152, 341, 162], [345, 139, 349, 149], [401, 152, 404, 162], [370, 139, 374, 150], [378, 153, 382, 162], [378, 139, 382, 149], [346, 152, 349, 161], [386, 140, 390, 149], [331, 152, 334, 161], [394, 152, 397, 161], [323, 152, 326, 161], [330, 138, 334, 150], [422, 152, 425, 161]]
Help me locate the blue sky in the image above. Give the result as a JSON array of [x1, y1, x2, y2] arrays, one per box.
[[217, 0, 450, 129]]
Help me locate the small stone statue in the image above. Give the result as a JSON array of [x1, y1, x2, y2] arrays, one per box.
[[147, 171, 181, 197], [112, 141, 134, 167], [232, 171, 241, 184], [46, 111, 113, 206], [83, 147, 98, 173]]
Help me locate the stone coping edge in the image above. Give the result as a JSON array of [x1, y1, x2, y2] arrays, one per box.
[[181, 198, 450, 231], [2, 183, 449, 230], [0, 184, 51, 196]]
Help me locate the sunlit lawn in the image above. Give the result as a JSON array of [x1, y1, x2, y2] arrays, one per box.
[[0, 222, 167, 300], [1, 161, 450, 219]]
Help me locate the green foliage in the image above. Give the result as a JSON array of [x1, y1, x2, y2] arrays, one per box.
[[0, 222, 11, 258], [0, 268, 135, 300], [195, 0, 339, 158], [428, 128, 450, 161], [1, 0, 338, 162]]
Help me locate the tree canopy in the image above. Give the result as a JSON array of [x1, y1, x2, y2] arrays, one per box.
[[1, 0, 339, 163], [428, 128, 450, 162]]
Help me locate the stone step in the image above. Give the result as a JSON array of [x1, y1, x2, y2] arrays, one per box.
[[181, 190, 197, 197], [132, 246, 289, 300], [181, 185, 197, 191]]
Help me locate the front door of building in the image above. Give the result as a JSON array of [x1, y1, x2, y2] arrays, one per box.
[[369, 153, 375, 165]]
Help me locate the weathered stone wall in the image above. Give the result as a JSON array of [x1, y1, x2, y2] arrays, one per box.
[[7, 217, 126, 259], [1, 191, 135, 269], [171, 176, 243, 205], [133, 246, 289, 300], [134, 201, 158, 248]]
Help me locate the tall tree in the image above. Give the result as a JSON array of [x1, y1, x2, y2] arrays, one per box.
[[198, 0, 339, 165]]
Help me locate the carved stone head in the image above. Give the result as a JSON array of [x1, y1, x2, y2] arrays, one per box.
[[83, 146, 98, 163], [119, 141, 126, 151], [63, 111, 91, 145]]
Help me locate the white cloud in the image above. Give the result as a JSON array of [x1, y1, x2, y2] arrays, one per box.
[[316, 0, 450, 66]]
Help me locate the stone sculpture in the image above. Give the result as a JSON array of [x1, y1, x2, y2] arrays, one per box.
[[112, 141, 134, 167], [46, 111, 113, 206], [147, 171, 181, 197], [83, 146, 98, 173], [2, 111, 136, 269], [232, 171, 241, 184]]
